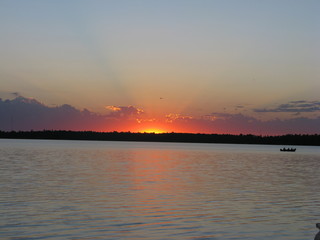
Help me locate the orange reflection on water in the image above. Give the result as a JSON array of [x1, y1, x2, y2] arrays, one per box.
[[126, 149, 186, 217], [122, 147, 221, 234], [129, 149, 178, 191]]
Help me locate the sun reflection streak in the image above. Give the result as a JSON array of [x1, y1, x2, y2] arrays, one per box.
[[127, 149, 184, 216]]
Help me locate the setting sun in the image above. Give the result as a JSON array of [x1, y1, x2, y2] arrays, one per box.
[[139, 128, 167, 134]]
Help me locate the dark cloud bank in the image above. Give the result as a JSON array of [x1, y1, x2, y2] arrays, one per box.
[[0, 97, 107, 131], [194, 113, 320, 135], [254, 101, 320, 113], [0, 96, 319, 135]]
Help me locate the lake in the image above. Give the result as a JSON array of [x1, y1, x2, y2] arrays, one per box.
[[1, 139, 320, 239]]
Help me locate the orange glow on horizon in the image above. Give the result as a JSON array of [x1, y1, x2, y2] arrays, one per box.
[[100, 116, 207, 134], [139, 128, 167, 134]]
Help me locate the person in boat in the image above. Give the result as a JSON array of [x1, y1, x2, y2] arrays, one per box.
[[280, 148, 296, 151], [315, 223, 320, 240]]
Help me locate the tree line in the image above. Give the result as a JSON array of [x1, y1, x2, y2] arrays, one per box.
[[0, 130, 319, 146]]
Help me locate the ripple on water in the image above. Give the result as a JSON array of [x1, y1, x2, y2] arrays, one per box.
[[0, 140, 319, 239]]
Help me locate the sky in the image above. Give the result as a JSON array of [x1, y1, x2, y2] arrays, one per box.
[[0, 0, 319, 134]]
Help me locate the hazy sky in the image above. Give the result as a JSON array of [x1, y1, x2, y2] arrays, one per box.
[[0, 0, 319, 133]]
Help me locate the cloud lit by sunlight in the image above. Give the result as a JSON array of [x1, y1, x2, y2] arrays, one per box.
[[106, 106, 121, 112], [1, 95, 320, 135], [165, 113, 193, 123], [105, 105, 145, 118]]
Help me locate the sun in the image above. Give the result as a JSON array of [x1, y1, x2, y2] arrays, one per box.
[[140, 128, 167, 134]]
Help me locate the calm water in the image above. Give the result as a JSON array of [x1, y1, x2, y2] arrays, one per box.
[[1, 139, 320, 240]]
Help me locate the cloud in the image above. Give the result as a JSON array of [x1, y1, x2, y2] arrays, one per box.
[[1, 96, 319, 135], [234, 105, 245, 111], [11, 92, 21, 97], [201, 112, 235, 121], [186, 113, 320, 135], [106, 105, 144, 118], [0, 97, 148, 132], [165, 113, 193, 123], [136, 118, 156, 124], [106, 106, 121, 111], [254, 100, 320, 113], [163, 111, 320, 135], [0, 96, 108, 131]]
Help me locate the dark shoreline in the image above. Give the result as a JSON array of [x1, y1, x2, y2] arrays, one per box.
[[0, 130, 319, 146]]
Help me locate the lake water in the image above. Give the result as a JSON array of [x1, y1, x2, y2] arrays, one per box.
[[1, 139, 320, 240]]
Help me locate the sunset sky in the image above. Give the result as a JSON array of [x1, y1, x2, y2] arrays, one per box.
[[0, 0, 319, 134]]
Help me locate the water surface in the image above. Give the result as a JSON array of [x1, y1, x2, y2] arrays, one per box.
[[1, 139, 320, 239]]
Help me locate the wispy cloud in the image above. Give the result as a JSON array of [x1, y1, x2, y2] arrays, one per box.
[[201, 113, 236, 121], [106, 105, 144, 119], [254, 100, 320, 113], [106, 106, 122, 112], [165, 113, 193, 123], [11, 92, 21, 98], [191, 113, 320, 135], [136, 118, 156, 124]]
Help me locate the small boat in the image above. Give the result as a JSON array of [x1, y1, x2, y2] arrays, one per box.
[[280, 148, 296, 152]]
